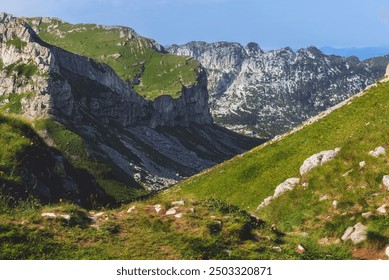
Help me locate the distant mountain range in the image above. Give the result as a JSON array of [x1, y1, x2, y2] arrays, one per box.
[[320, 46, 389, 60], [169, 42, 389, 138]]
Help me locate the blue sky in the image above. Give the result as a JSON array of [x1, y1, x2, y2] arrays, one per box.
[[1, 0, 389, 50]]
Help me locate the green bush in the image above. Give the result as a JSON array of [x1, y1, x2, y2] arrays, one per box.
[[6, 37, 27, 50]]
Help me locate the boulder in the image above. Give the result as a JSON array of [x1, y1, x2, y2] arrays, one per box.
[[368, 146, 386, 158], [166, 208, 177, 215], [274, 178, 300, 197], [382, 175, 389, 191], [300, 148, 341, 175], [171, 200, 185, 206], [257, 178, 299, 209], [341, 223, 367, 244]]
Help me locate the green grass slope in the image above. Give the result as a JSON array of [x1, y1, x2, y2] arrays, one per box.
[[2, 79, 389, 259], [26, 18, 199, 100], [157, 80, 389, 259]]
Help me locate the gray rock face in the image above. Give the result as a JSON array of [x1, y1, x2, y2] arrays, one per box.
[[257, 177, 300, 209], [169, 42, 389, 138], [0, 13, 261, 193], [273, 178, 300, 197], [299, 148, 341, 175], [341, 223, 367, 244]]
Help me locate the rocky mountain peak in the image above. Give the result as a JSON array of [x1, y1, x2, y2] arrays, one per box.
[[169, 41, 389, 138], [245, 42, 263, 55]]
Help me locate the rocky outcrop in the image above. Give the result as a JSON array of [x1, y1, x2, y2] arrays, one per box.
[[257, 178, 300, 209], [299, 148, 341, 175], [1, 13, 212, 127], [169, 42, 389, 138], [368, 146, 386, 158], [341, 223, 367, 244]]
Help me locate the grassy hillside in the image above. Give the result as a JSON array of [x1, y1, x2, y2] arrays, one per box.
[[174, 81, 389, 210], [26, 18, 199, 100], [156, 80, 389, 259], [2, 81, 388, 260], [0, 194, 352, 260]]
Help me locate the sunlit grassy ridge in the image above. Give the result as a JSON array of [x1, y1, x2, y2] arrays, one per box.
[[174, 81, 389, 211], [0, 195, 353, 260], [26, 18, 199, 100], [160, 80, 389, 258]]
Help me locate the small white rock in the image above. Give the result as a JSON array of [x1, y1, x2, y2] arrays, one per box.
[[385, 246, 389, 258], [377, 204, 387, 214], [272, 246, 282, 252], [154, 204, 162, 213], [166, 208, 177, 215], [174, 213, 183, 218], [332, 200, 338, 209], [319, 195, 329, 201], [359, 161, 366, 168], [296, 244, 306, 253], [171, 200, 185, 206], [383, 175, 389, 191], [60, 214, 71, 221], [94, 212, 105, 217], [368, 146, 386, 158], [41, 213, 57, 218], [127, 206, 136, 213], [361, 212, 372, 218]]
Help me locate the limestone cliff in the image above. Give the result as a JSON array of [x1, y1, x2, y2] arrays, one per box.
[[169, 42, 389, 138], [0, 13, 260, 202]]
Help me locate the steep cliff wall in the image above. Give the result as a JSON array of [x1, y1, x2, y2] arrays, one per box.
[[0, 13, 259, 201]]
